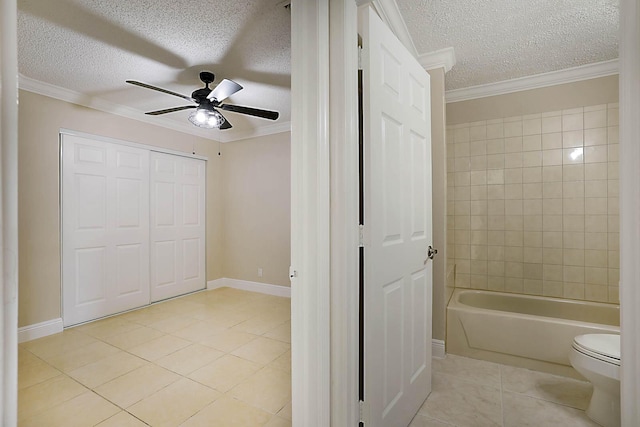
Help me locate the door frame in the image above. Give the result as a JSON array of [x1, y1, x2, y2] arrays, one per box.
[[1, 0, 19, 424], [619, 0, 640, 424]]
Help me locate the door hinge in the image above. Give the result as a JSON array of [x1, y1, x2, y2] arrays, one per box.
[[359, 400, 369, 424], [358, 46, 363, 70], [358, 224, 365, 247]]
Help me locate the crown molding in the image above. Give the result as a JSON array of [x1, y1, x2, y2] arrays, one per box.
[[418, 47, 456, 73], [227, 121, 291, 142], [18, 75, 289, 143], [357, 0, 417, 57], [445, 59, 619, 103]]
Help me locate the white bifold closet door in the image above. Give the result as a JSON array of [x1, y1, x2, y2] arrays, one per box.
[[62, 135, 151, 326], [150, 152, 206, 303]]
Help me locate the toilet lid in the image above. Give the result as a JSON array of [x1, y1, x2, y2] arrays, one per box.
[[573, 334, 620, 365]]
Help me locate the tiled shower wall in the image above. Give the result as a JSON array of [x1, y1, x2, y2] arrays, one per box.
[[446, 103, 619, 303]]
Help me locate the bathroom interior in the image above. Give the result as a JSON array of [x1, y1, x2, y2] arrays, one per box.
[[439, 75, 622, 426]]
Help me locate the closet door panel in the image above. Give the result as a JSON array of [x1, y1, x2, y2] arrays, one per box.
[[150, 152, 206, 302], [62, 135, 150, 326]]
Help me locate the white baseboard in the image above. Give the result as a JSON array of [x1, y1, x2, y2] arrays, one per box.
[[207, 278, 291, 298], [432, 339, 446, 359], [18, 318, 63, 343]]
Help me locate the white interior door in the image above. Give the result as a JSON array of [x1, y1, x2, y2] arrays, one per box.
[[360, 6, 433, 426], [150, 152, 206, 302], [62, 134, 150, 326]]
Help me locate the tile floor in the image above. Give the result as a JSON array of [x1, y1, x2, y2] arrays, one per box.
[[20, 287, 600, 427], [411, 354, 599, 427], [18, 287, 291, 427]]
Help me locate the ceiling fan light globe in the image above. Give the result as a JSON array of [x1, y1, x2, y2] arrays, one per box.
[[188, 109, 224, 129], [209, 111, 224, 128], [195, 110, 207, 123]]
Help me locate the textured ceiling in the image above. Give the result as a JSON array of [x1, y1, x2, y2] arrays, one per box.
[[17, 0, 619, 138], [396, 0, 619, 90], [17, 0, 291, 141]]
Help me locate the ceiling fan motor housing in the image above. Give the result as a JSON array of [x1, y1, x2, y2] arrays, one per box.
[[191, 88, 215, 105], [199, 71, 215, 85]]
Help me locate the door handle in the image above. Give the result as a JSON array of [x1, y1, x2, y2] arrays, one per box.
[[427, 246, 438, 260]]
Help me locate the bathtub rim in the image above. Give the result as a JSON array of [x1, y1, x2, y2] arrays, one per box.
[[448, 288, 621, 330]]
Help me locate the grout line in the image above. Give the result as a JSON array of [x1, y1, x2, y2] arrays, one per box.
[[499, 365, 505, 427]]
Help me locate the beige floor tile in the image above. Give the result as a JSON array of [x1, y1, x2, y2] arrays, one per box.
[[147, 314, 200, 333], [229, 367, 291, 414], [200, 330, 259, 353], [67, 351, 148, 388], [18, 375, 87, 421], [171, 320, 229, 342], [432, 354, 502, 388], [156, 298, 206, 315], [418, 372, 502, 427], [156, 343, 224, 375], [95, 410, 150, 427], [73, 317, 143, 339], [128, 334, 191, 361], [45, 340, 121, 372], [18, 350, 61, 390], [269, 350, 291, 373], [114, 307, 162, 324], [503, 392, 600, 427], [501, 364, 592, 410], [102, 326, 165, 350], [128, 378, 220, 427], [277, 400, 292, 420], [231, 337, 290, 366], [263, 321, 291, 343], [94, 364, 180, 408], [179, 396, 272, 427], [198, 310, 255, 327], [20, 330, 99, 360], [188, 355, 261, 393], [20, 391, 120, 427], [264, 416, 292, 427], [231, 315, 288, 336], [409, 414, 455, 427]]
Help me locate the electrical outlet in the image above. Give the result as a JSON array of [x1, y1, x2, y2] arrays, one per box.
[[258, 267, 263, 277]]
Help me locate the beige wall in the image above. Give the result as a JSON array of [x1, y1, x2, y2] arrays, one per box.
[[220, 133, 291, 287], [445, 76, 620, 303], [18, 90, 224, 327], [426, 67, 447, 341], [447, 75, 619, 124]]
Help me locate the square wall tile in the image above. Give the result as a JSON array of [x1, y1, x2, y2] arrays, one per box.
[[563, 131, 584, 148], [542, 116, 562, 134], [584, 146, 608, 163], [562, 113, 583, 131], [543, 150, 563, 166], [584, 128, 607, 146], [487, 139, 505, 154], [542, 133, 562, 150], [486, 124, 504, 139], [584, 110, 607, 129]]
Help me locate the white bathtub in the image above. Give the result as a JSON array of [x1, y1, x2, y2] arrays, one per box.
[[446, 289, 620, 378]]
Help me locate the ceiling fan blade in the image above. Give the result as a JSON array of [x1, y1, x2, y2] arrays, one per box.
[[219, 104, 279, 120], [219, 116, 233, 130], [207, 79, 243, 102], [126, 80, 193, 102], [145, 105, 196, 115]]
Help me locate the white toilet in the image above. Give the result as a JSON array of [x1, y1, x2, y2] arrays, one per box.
[[569, 334, 620, 427]]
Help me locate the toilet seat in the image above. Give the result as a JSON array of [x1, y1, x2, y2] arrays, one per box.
[[572, 334, 620, 366]]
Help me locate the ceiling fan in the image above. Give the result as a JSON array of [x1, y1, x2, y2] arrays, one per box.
[[126, 71, 279, 130]]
